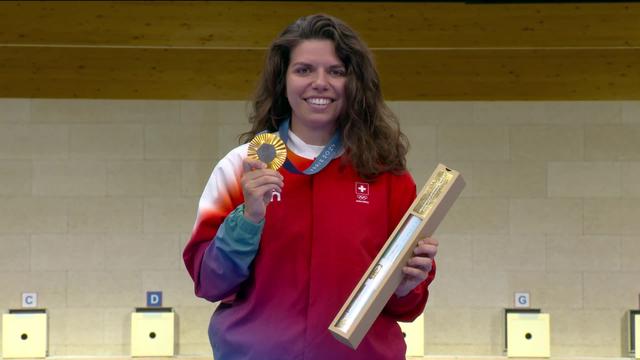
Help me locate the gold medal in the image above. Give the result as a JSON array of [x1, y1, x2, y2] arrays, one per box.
[[247, 133, 287, 170]]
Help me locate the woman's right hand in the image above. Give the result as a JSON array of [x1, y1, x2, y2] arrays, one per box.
[[241, 158, 284, 224]]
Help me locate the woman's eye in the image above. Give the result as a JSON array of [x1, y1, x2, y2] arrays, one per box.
[[295, 67, 310, 75], [331, 69, 346, 77]]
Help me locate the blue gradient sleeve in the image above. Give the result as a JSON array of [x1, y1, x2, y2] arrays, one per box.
[[197, 204, 263, 301]]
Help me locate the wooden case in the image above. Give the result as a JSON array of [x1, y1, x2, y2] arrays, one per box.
[[329, 164, 465, 349]]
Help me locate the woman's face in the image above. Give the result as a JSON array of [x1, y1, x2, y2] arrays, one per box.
[[286, 39, 346, 145]]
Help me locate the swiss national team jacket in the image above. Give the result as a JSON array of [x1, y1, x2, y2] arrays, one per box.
[[183, 133, 436, 360]]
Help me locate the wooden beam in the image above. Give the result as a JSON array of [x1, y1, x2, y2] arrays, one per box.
[[1, 46, 638, 100], [0, 1, 638, 48], [1, 1, 638, 100], [376, 49, 640, 100]]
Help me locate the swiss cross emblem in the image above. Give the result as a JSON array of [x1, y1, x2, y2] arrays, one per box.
[[355, 182, 369, 204]]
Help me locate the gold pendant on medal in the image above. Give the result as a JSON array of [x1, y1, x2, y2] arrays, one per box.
[[247, 133, 287, 170]]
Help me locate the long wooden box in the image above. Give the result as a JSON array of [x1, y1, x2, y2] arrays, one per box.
[[329, 163, 465, 349]]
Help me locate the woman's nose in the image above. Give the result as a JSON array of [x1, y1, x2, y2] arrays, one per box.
[[311, 71, 329, 90]]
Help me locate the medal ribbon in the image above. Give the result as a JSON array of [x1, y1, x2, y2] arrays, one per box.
[[277, 118, 342, 175]]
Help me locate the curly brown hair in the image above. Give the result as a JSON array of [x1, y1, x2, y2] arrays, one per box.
[[240, 14, 409, 181]]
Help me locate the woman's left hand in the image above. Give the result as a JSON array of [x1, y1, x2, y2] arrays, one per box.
[[394, 237, 438, 297]]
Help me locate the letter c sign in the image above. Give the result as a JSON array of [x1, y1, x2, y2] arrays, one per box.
[[22, 293, 37, 308]]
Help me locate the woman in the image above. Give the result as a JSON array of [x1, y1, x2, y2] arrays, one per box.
[[183, 14, 438, 360]]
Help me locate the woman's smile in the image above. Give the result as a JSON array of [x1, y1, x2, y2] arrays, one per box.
[[286, 39, 346, 145]]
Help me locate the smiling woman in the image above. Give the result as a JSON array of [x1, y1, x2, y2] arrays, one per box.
[[241, 14, 411, 181], [286, 39, 346, 146], [182, 13, 439, 360]]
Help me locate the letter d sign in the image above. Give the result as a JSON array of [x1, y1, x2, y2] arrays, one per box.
[[146, 291, 163, 307]]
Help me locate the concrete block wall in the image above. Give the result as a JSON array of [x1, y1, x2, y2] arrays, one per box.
[[0, 99, 639, 356], [388, 100, 640, 356]]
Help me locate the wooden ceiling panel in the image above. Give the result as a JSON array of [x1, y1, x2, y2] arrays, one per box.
[[375, 49, 640, 100], [0, 47, 263, 99], [0, 1, 638, 48], [2, 46, 637, 100], [1, 1, 638, 100]]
